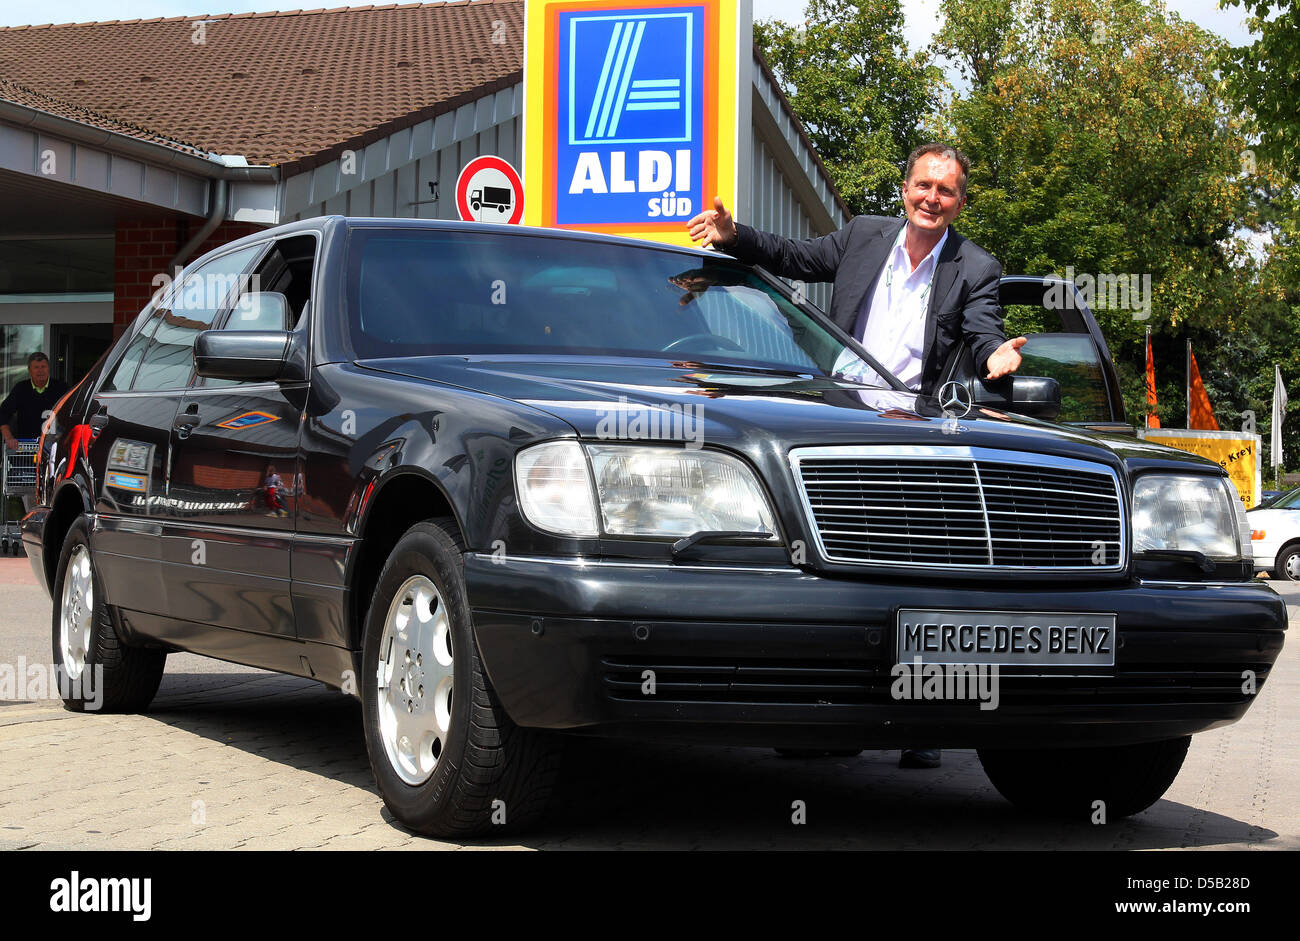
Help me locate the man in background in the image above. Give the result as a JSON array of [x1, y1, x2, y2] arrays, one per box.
[[1, 351, 68, 512], [1, 352, 67, 449]]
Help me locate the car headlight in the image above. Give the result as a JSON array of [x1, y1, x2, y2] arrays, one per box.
[[515, 442, 776, 539], [514, 441, 600, 536], [1132, 475, 1248, 560]]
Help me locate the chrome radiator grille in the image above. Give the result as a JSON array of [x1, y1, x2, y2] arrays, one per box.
[[790, 447, 1125, 571]]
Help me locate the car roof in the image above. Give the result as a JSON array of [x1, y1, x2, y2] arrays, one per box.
[[197, 215, 730, 264]]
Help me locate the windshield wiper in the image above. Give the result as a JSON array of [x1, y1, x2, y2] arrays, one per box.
[[670, 360, 815, 379], [675, 360, 895, 392], [672, 530, 775, 559]]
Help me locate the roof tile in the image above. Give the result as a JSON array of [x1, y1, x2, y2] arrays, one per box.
[[0, 1, 522, 168]]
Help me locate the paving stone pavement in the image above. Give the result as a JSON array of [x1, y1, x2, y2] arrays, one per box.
[[0, 557, 1295, 850]]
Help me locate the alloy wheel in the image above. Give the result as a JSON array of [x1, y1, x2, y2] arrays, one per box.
[[59, 544, 94, 681], [375, 574, 455, 785]]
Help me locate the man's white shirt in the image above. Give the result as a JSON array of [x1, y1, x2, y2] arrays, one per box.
[[834, 224, 948, 390]]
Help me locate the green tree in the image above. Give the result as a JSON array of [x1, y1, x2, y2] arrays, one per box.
[[930, 0, 1282, 442], [1220, 0, 1300, 171], [754, 0, 943, 216], [934, 0, 1257, 345]]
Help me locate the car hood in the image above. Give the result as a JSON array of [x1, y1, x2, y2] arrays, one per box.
[[1247, 508, 1295, 524], [360, 355, 1216, 472]]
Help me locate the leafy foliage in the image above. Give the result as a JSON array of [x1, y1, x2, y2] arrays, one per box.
[[756, 0, 1300, 467], [1219, 0, 1300, 171], [753, 0, 943, 216]]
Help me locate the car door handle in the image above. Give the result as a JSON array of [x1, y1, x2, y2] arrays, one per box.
[[88, 414, 110, 437], [174, 408, 200, 440]]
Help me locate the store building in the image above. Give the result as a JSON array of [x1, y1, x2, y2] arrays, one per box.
[[0, 0, 848, 392]]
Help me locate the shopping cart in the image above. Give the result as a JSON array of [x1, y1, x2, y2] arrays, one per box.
[[1, 439, 38, 555]]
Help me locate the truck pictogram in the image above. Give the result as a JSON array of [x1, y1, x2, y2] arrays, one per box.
[[471, 186, 513, 213]]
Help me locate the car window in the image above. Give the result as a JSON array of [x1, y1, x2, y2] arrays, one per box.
[[1016, 333, 1111, 423], [102, 304, 165, 392], [1001, 303, 1053, 338], [1269, 489, 1300, 509], [200, 235, 317, 389], [131, 246, 262, 392], [344, 229, 859, 379], [220, 234, 317, 332]]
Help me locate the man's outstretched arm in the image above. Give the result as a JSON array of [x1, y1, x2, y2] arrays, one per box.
[[686, 196, 852, 283], [961, 255, 1027, 380]]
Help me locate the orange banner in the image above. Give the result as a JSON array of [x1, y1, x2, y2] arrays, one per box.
[[1145, 331, 1160, 428], [1188, 347, 1219, 430]]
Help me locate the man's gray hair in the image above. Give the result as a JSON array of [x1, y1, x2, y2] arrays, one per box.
[[904, 143, 971, 198]]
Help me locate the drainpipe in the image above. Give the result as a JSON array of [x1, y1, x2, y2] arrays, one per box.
[[168, 178, 228, 274]]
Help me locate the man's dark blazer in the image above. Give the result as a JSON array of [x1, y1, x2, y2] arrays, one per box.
[[728, 215, 1007, 394]]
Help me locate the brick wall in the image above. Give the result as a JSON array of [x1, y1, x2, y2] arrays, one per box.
[[112, 217, 267, 336]]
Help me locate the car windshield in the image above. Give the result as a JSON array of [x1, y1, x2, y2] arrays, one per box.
[[344, 227, 891, 384], [1264, 488, 1300, 509]]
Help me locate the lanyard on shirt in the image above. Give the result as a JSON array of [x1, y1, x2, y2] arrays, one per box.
[[884, 225, 941, 307]]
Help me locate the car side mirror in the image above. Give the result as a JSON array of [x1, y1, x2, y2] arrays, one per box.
[[973, 375, 1062, 421], [227, 291, 292, 331], [194, 329, 294, 382]]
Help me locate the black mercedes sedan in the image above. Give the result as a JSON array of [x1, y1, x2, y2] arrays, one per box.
[[23, 216, 1286, 836]]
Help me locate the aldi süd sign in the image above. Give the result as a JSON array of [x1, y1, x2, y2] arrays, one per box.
[[524, 0, 750, 246]]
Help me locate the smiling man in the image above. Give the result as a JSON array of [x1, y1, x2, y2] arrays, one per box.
[[686, 143, 1026, 395], [688, 144, 1024, 770]]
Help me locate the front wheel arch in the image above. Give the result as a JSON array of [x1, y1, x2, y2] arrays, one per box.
[[1274, 541, 1300, 580], [43, 481, 91, 594], [349, 472, 465, 651], [360, 518, 561, 835]]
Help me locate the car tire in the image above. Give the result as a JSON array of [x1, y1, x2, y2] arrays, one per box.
[[50, 515, 166, 713], [977, 736, 1191, 820], [361, 518, 562, 837], [1274, 545, 1300, 581]]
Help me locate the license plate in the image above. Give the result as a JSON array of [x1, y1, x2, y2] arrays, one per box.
[[896, 609, 1116, 669]]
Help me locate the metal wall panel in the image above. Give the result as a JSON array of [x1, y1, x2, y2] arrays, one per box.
[[285, 88, 524, 223], [284, 71, 843, 318], [0, 121, 209, 217]]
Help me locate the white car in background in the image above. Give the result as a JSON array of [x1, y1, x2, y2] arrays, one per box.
[[1249, 488, 1300, 580]]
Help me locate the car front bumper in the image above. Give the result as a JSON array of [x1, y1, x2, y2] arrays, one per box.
[[1251, 542, 1281, 572], [465, 555, 1287, 749]]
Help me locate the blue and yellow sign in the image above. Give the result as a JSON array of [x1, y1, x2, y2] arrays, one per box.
[[524, 0, 749, 246], [216, 411, 279, 431], [106, 472, 147, 493]]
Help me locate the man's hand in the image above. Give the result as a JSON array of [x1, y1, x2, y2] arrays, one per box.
[[985, 336, 1028, 380], [686, 196, 738, 250], [3, 437, 17, 451]]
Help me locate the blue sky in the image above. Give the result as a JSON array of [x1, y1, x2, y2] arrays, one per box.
[[0, 0, 1260, 47]]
